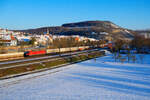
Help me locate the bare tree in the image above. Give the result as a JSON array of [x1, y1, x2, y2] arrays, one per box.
[[114, 39, 125, 52], [113, 52, 118, 62], [130, 35, 145, 52], [30, 37, 36, 47], [118, 53, 122, 62], [120, 57, 126, 64], [139, 54, 145, 64], [126, 51, 131, 63], [131, 55, 137, 63]]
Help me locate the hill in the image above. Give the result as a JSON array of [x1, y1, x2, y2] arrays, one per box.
[[15, 20, 135, 40]]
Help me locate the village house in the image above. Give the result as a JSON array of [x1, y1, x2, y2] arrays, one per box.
[[34, 34, 53, 46], [140, 33, 150, 38], [0, 35, 17, 46]]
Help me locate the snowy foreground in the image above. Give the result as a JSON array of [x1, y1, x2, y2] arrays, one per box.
[[0, 54, 150, 100]]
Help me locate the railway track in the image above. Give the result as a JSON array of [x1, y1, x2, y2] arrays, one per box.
[[0, 49, 104, 79], [0, 49, 98, 69]]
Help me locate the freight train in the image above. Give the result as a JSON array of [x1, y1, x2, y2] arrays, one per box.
[[24, 46, 90, 57]]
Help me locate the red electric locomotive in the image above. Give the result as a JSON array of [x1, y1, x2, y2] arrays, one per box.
[[24, 50, 46, 57]]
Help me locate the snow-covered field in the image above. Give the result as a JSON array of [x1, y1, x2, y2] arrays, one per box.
[[0, 54, 150, 100]]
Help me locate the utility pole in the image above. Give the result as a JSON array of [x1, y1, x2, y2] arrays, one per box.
[[58, 33, 61, 57], [46, 28, 49, 49]]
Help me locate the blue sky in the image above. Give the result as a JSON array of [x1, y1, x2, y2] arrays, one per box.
[[0, 0, 150, 30]]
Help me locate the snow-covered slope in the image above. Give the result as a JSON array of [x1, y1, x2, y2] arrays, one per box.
[[0, 54, 150, 100]]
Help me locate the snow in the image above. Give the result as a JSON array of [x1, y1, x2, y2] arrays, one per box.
[[100, 50, 112, 55], [125, 30, 131, 33], [0, 54, 150, 100], [111, 23, 119, 28]]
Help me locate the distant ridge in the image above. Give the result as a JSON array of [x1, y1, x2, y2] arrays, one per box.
[[62, 21, 120, 29]]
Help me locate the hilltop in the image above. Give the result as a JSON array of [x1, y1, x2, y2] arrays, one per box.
[[62, 21, 120, 28]]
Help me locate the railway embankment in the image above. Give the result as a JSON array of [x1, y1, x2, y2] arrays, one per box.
[[0, 50, 104, 79]]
